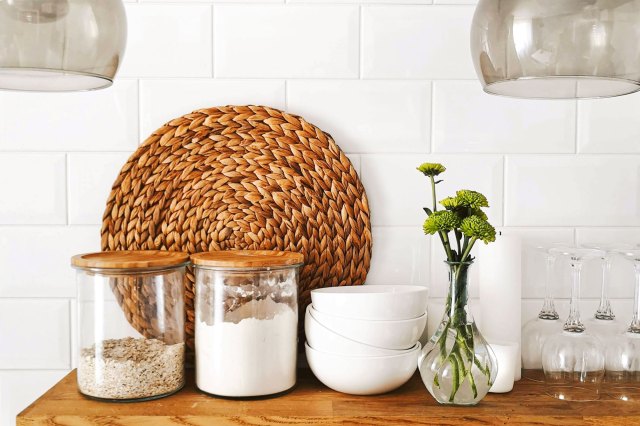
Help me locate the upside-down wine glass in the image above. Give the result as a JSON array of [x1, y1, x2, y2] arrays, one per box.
[[522, 246, 562, 381], [605, 249, 640, 401], [542, 247, 605, 401], [583, 244, 630, 341]]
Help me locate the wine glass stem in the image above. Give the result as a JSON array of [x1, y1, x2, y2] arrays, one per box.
[[564, 260, 584, 332], [596, 257, 614, 320], [629, 263, 640, 333], [539, 254, 559, 320]]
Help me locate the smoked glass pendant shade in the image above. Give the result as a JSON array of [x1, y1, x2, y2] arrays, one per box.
[[471, 0, 640, 99], [0, 0, 127, 92]]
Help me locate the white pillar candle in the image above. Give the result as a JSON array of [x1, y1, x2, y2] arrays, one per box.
[[479, 232, 522, 380], [488, 340, 519, 393]]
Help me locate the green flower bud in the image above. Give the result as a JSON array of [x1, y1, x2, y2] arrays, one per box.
[[460, 216, 496, 244], [417, 162, 446, 177], [455, 190, 489, 209], [423, 210, 462, 235]]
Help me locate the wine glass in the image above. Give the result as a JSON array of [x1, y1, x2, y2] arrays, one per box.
[[582, 244, 630, 341], [605, 249, 640, 401], [542, 247, 606, 401], [522, 246, 563, 381]]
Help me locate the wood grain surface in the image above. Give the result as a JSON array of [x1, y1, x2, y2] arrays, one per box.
[[18, 369, 640, 426]]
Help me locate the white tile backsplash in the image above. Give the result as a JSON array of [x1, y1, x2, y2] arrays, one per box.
[[0, 226, 99, 298], [505, 155, 640, 227], [0, 80, 138, 152], [68, 153, 134, 225], [362, 6, 475, 79], [578, 92, 640, 153], [287, 80, 430, 153], [120, 5, 213, 78], [433, 81, 576, 153], [0, 154, 66, 225], [214, 5, 359, 78], [0, 300, 70, 369], [2, 0, 639, 408], [140, 80, 286, 137]]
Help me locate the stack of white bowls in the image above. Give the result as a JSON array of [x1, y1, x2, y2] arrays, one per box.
[[305, 285, 428, 395]]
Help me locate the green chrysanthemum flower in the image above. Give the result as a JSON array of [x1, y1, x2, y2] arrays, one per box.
[[440, 197, 487, 221], [423, 210, 461, 235], [460, 216, 496, 244], [470, 208, 488, 221], [440, 196, 462, 210], [456, 190, 489, 209], [417, 162, 446, 177]]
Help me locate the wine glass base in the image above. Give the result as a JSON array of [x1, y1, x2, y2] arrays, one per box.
[[544, 384, 602, 401], [606, 386, 640, 401]]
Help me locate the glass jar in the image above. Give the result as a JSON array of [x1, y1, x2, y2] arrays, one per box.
[[193, 250, 303, 397], [72, 250, 189, 401]]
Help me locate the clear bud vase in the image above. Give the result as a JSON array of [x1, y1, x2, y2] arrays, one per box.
[[419, 261, 497, 405]]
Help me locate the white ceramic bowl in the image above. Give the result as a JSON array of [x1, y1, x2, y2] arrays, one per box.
[[310, 306, 426, 350], [305, 305, 413, 356], [311, 285, 428, 321], [305, 342, 420, 395]]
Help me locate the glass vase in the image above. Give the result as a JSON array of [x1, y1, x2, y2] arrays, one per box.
[[419, 261, 497, 405]]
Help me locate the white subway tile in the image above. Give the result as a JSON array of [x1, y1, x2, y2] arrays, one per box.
[[361, 154, 503, 227], [0, 226, 100, 298], [0, 300, 70, 369], [120, 5, 213, 78], [287, 81, 431, 153], [433, 81, 576, 153], [214, 5, 359, 78], [68, 153, 133, 225], [0, 80, 138, 152], [362, 6, 475, 79], [0, 370, 69, 426], [0, 154, 66, 225], [367, 227, 430, 287], [505, 155, 640, 227], [578, 92, 640, 153], [140, 80, 285, 137]]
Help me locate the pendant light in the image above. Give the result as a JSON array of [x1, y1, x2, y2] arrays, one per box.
[[471, 0, 640, 99], [0, 0, 127, 92]]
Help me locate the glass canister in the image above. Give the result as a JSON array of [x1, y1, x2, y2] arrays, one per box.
[[193, 250, 303, 397], [72, 250, 189, 401]]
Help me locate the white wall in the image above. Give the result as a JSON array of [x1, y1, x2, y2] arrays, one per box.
[[1, 1, 639, 424]]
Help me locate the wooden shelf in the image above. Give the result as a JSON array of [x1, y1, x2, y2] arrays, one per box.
[[18, 369, 639, 425]]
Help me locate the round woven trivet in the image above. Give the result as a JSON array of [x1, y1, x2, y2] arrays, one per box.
[[101, 105, 372, 357]]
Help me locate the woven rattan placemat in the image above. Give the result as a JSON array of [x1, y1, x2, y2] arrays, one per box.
[[101, 105, 372, 356]]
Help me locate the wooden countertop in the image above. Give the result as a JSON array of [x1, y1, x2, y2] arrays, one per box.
[[17, 369, 640, 425]]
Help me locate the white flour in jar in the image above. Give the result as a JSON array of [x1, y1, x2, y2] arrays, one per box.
[[196, 297, 298, 397]]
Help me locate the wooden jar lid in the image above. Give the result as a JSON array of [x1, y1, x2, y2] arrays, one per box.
[[191, 250, 304, 269], [71, 250, 190, 270]]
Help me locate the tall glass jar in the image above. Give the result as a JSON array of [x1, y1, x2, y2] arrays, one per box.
[[193, 250, 303, 398], [72, 250, 188, 401]]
